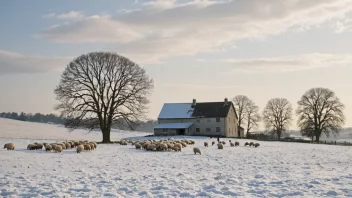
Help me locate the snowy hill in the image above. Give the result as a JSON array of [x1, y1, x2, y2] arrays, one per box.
[[0, 118, 351, 197]]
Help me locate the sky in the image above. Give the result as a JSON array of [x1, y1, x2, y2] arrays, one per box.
[[0, 0, 352, 130]]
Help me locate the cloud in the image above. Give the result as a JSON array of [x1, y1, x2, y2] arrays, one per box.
[[35, 0, 352, 63], [0, 50, 71, 75], [43, 11, 85, 20], [214, 53, 352, 73]]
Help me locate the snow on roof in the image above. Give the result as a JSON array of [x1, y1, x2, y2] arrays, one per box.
[[157, 103, 194, 119], [154, 122, 194, 129]]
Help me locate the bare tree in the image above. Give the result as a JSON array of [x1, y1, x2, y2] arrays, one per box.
[[296, 88, 345, 142], [232, 95, 251, 136], [245, 101, 261, 134], [54, 52, 154, 143], [263, 98, 292, 140]]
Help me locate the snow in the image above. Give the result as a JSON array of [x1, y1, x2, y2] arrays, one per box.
[[157, 103, 194, 119], [1, 118, 352, 197], [154, 122, 194, 129]]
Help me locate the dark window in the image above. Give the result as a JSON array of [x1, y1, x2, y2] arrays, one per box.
[[216, 127, 220, 132], [206, 128, 211, 132], [196, 128, 200, 132], [163, 129, 168, 132], [216, 118, 220, 122]]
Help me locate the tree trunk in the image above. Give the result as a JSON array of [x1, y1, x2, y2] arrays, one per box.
[[315, 135, 320, 143], [102, 129, 111, 143]]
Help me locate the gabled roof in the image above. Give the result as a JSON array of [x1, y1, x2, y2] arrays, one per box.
[[158, 101, 234, 119]]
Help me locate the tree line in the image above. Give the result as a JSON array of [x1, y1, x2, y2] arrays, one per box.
[[0, 112, 67, 124], [233, 87, 345, 142]]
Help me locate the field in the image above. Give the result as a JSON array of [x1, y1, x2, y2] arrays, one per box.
[[0, 118, 352, 197]]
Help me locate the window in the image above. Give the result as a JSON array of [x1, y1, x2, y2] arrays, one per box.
[[206, 128, 211, 132], [196, 119, 200, 123], [196, 128, 200, 132], [207, 119, 211, 122], [163, 129, 168, 132], [216, 118, 220, 122], [216, 127, 221, 132]]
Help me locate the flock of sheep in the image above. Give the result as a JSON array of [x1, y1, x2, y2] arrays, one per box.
[[3, 139, 260, 155], [113, 139, 260, 155], [3, 141, 97, 153], [114, 139, 196, 152]]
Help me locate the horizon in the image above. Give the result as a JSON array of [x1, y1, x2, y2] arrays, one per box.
[[1, 0, 352, 130]]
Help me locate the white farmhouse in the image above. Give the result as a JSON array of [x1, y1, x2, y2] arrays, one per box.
[[154, 98, 241, 137]]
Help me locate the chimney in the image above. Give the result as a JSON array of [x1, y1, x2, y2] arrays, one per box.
[[192, 99, 197, 108], [224, 97, 228, 105]]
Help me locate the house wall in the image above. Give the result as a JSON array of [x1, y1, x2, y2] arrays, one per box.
[[158, 118, 227, 137], [154, 128, 177, 136], [225, 105, 238, 137]]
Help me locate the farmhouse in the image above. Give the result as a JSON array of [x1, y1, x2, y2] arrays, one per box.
[[154, 98, 242, 137]]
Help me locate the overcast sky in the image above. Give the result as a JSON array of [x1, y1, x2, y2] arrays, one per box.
[[1, 0, 352, 129]]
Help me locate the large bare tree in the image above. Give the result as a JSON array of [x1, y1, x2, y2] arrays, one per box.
[[296, 88, 345, 142], [263, 98, 292, 140], [245, 101, 261, 134], [232, 95, 251, 136], [54, 52, 154, 143]]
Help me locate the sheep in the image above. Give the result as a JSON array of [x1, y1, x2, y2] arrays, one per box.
[[36, 143, 43, 150], [181, 142, 187, 148], [222, 141, 226, 145], [230, 142, 235, 147], [143, 143, 150, 150], [244, 142, 249, 146], [167, 143, 174, 151], [160, 143, 168, 151], [204, 142, 208, 147], [56, 145, 63, 153], [147, 144, 156, 151], [212, 141, 215, 146], [4, 143, 15, 150], [84, 144, 91, 151], [217, 143, 224, 149], [193, 147, 201, 155], [249, 142, 254, 147], [254, 143, 260, 148], [174, 143, 182, 152], [229, 140, 232, 143], [27, 144, 36, 150], [135, 143, 142, 149], [45, 145, 52, 152], [76, 145, 84, 153], [235, 141, 240, 146], [65, 143, 71, 149]]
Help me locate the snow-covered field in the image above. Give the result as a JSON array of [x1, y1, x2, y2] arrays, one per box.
[[1, 118, 352, 197]]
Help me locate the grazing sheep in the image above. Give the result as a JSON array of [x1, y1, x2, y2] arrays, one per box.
[[217, 143, 224, 149], [229, 140, 232, 143], [244, 142, 249, 146], [167, 143, 174, 151], [45, 145, 52, 152], [249, 142, 254, 147], [135, 143, 142, 149], [254, 143, 260, 148], [35, 143, 43, 150], [174, 143, 182, 152], [65, 143, 71, 149], [212, 141, 215, 146], [193, 147, 201, 155], [160, 143, 168, 151], [204, 142, 208, 147], [27, 144, 36, 150], [235, 141, 240, 146], [76, 145, 84, 153], [147, 144, 156, 151], [143, 143, 150, 150], [222, 141, 226, 145], [4, 143, 15, 150], [230, 142, 235, 147], [181, 142, 187, 148], [56, 145, 63, 153], [84, 144, 91, 151]]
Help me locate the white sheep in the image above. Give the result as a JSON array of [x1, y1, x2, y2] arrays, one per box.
[[4, 143, 15, 150], [193, 147, 201, 155], [217, 143, 224, 149], [76, 145, 84, 153], [230, 142, 235, 147], [135, 143, 142, 149], [56, 145, 63, 153]]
